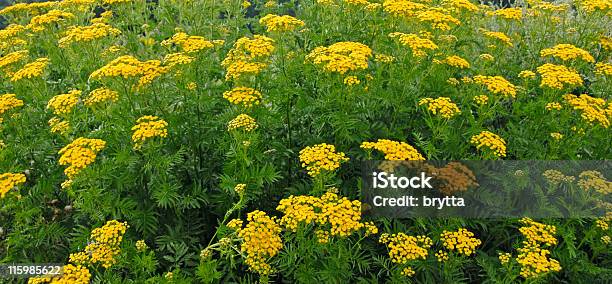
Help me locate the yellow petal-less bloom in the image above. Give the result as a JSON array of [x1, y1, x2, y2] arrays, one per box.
[[0, 172, 26, 199], [306, 41, 372, 74], [59, 23, 122, 48], [536, 63, 583, 90], [595, 62, 612, 76], [222, 35, 275, 80], [238, 210, 283, 275], [518, 70, 536, 79], [470, 131, 507, 158], [435, 55, 470, 68], [69, 220, 129, 269], [418, 97, 461, 118], [84, 88, 119, 106], [379, 232, 432, 264], [26, 9, 75, 32], [389, 32, 438, 57], [440, 228, 482, 256], [58, 137, 106, 180], [299, 143, 349, 176], [228, 114, 258, 132], [540, 44, 595, 63], [48, 117, 70, 134], [10, 57, 49, 82], [416, 8, 461, 31], [0, 94, 24, 116], [223, 87, 262, 107], [131, 116, 169, 150], [28, 264, 92, 284], [361, 139, 425, 160], [161, 32, 222, 53], [487, 7, 523, 20], [563, 94, 610, 128], [481, 30, 513, 47], [47, 90, 81, 116], [382, 0, 427, 18], [473, 75, 517, 98], [259, 14, 305, 32]]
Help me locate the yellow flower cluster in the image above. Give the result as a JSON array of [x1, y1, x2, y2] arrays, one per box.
[[84, 88, 119, 106], [11, 57, 50, 82], [443, 0, 479, 12], [58, 137, 106, 180], [90, 55, 168, 88], [518, 70, 536, 79], [0, 50, 28, 74], [0, 172, 26, 199], [389, 32, 438, 57], [131, 116, 169, 150], [478, 53, 494, 61], [227, 113, 258, 132], [379, 233, 433, 264], [536, 63, 583, 89], [435, 55, 470, 69], [488, 7, 523, 20], [361, 139, 425, 160], [482, 30, 513, 47], [49, 117, 71, 134], [69, 220, 129, 268], [417, 8, 461, 31], [161, 32, 222, 53], [401, 266, 416, 277], [136, 240, 148, 252], [234, 183, 247, 195], [473, 95, 488, 105], [277, 192, 376, 238], [577, 171, 611, 194], [545, 102, 562, 110], [579, 0, 612, 13], [382, 0, 427, 17], [473, 75, 517, 98], [221, 35, 275, 80], [223, 87, 262, 107], [563, 94, 609, 128], [0, 2, 56, 16], [59, 23, 121, 48], [343, 75, 361, 86], [595, 62, 612, 76], [542, 169, 575, 185], [440, 228, 481, 256], [28, 264, 91, 284], [435, 250, 449, 262], [47, 90, 81, 116], [259, 14, 305, 32], [0, 94, 24, 116], [235, 210, 283, 275], [516, 218, 561, 278], [306, 41, 372, 74], [418, 97, 461, 118], [540, 44, 595, 63], [499, 252, 511, 264], [470, 131, 507, 158], [374, 54, 395, 63], [26, 9, 75, 32], [299, 143, 349, 176]]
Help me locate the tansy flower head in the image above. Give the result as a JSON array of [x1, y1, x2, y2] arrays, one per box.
[[440, 228, 482, 256], [58, 23, 121, 48], [228, 114, 258, 132], [540, 44, 595, 63], [0, 172, 26, 199], [390, 32, 438, 57], [435, 55, 470, 68], [299, 143, 349, 176], [47, 90, 81, 116], [131, 116, 169, 150], [306, 41, 372, 74], [223, 87, 262, 107], [473, 75, 517, 98], [470, 131, 507, 158], [237, 210, 283, 275], [11, 57, 49, 82], [361, 139, 425, 160], [418, 97, 461, 118], [84, 88, 119, 107], [58, 137, 106, 180], [536, 63, 583, 90], [259, 14, 305, 32], [0, 94, 24, 116]]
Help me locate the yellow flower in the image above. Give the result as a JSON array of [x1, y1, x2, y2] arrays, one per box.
[[136, 240, 148, 252], [436, 55, 470, 68], [389, 32, 438, 57], [499, 252, 511, 264], [306, 41, 372, 74], [131, 116, 169, 150], [563, 94, 609, 128], [470, 131, 507, 158], [161, 32, 221, 53], [228, 114, 258, 132], [259, 14, 305, 32], [578, 0, 612, 13], [478, 53, 494, 61], [28, 264, 91, 284], [473, 95, 489, 105], [518, 70, 536, 79], [299, 143, 349, 176], [545, 102, 562, 111], [440, 228, 482, 256], [487, 7, 523, 20], [550, 132, 563, 140], [84, 88, 119, 106], [379, 232, 432, 264], [473, 75, 517, 98], [416, 8, 461, 31], [383, 0, 427, 18], [238, 210, 283, 275], [58, 137, 106, 180], [223, 87, 262, 107], [222, 35, 275, 80], [0, 94, 24, 116], [401, 267, 416, 277], [595, 62, 612, 76], [58, 23, 121, 48], [48, 117, 70, 134], [26, 9, 75, 32], [0, 172, 26, 199], [482, 30, 513, 47], [343, 76, 361, 86], [536, 63, 583, 90], [69, 220, 129, 269], [540, 44, 595, 63], [11, 57, 49, 82], [361, 139, 425, 160], [0, 50, 28, 72], [418, 97, 461, 118], [47, 90, 81, 116]]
